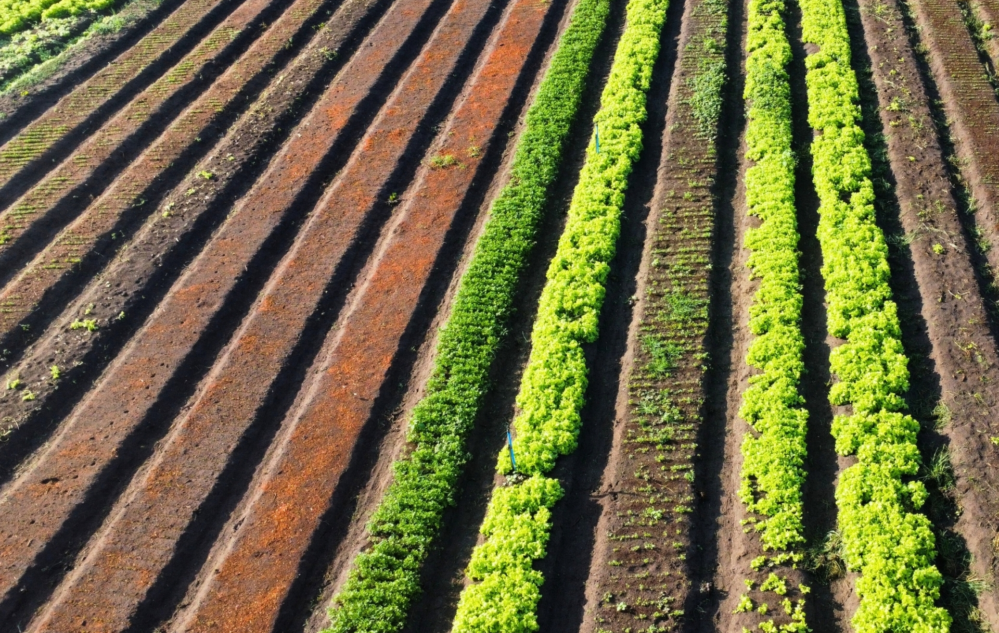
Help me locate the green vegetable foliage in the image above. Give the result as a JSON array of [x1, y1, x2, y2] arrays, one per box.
[[738, 0, 809, 554], [322, 0, 610, 630], [799, 0, 949, 628], [451, 0, 669, 628], [0, 0, 116, 36]]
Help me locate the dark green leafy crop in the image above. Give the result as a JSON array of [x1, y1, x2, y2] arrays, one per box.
[[323, 0, 610, 630], [452, 0, 670, 628]]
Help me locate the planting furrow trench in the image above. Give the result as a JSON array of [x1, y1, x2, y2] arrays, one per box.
[[24, 0, 534, 622], [561, 0, 729, 628], [320, 0, 612, 629], [0, 0, 455, 620], [0, 0, 388, 479], [0, 0, 337, 366], [447, 0, 671, 628], [0, 0, 281, 284], [852, 0, 999, 622], [0, 0, 236, 193], [168, 0, 561, 629], [906, 0, 999, 310]]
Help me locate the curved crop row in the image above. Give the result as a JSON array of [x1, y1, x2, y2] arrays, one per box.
[[449, 0, 668, 629], [319, 0, 611, 631], [799, 0, 950, 629], [738, 0, 808, 556]]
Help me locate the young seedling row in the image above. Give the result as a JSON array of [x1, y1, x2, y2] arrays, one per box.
[[0, 0, 997, 628]]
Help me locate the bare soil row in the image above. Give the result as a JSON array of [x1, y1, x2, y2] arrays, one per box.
[[0, 0, 579, 628], [3, 0, 999, 628]]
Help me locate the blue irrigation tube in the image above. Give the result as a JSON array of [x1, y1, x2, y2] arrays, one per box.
[[594, 123, 600, 153], [507, 429, 517, 472]]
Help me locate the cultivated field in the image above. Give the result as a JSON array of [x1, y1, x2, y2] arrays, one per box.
[[0, 0, 997, 629]]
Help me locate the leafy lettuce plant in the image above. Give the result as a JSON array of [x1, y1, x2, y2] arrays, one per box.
[[738, 0, 809, 555], [799, 0, 949, 628], [452, 0, 670, 629], [323, 0, 611, 630]]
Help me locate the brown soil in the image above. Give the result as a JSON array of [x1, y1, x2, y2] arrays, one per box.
[[161, 1, 562, 629], [850, 0, 999, 625], [0, 0, 386, 489], [0, 0, 337, 365], [0, 0, 454, 623], [0, 0, 284, 322], [297, 1, 579, 630], [969, 0, 999, 73], [20, 0, 500, 622], [0, 0, 236, 192], [906, 0, 999, 305], [563, 0, 727, 630]]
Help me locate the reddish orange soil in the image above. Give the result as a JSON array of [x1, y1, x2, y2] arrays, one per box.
[[0, 0, 439, 620], [21, 0, 545, 627], [175, 0, 554, 628]]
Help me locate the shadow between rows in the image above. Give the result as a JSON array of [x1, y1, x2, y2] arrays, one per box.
[[0, 0, 467, 623], [843, 0, 990, 629]]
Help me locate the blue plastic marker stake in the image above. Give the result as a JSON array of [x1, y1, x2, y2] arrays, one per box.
[[507, 429, 517, 472], [594, 123, 600, 154]]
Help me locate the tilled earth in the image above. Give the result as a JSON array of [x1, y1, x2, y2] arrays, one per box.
[[0, 0, 998, 630]]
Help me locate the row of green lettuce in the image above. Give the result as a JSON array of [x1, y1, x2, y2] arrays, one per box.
[[450, 0, 669, 629], [321, 0, 611, 630], [738, 0, 808, 558], [799, 0, 950, 629], [0, 0, 117, 36]]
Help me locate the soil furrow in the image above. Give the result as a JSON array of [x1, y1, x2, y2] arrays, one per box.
[[0, 0, 451, 621], [905, 0, 999, 306], [0, 0, 388, 481], [22, 0, 537, 627], [969, 0, 999, 70], [0, 0, 188, 142], [0, 0, 282, 285], [851, 0, 999, 624], [567, 0, 730, 628], [0, 0, 338, 365], [165, 0, 563, 628], [0, 0, 238, 195]]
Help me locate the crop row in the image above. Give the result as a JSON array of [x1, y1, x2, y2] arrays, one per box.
[[799, 0, 950, 629], [449, 0, 669, 629], [738, 0, 807, 558], [590, 0, 728, 627], [0, 0, 226, 187], [0, 0, 115, 37], [321, 0, 611, 631]]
